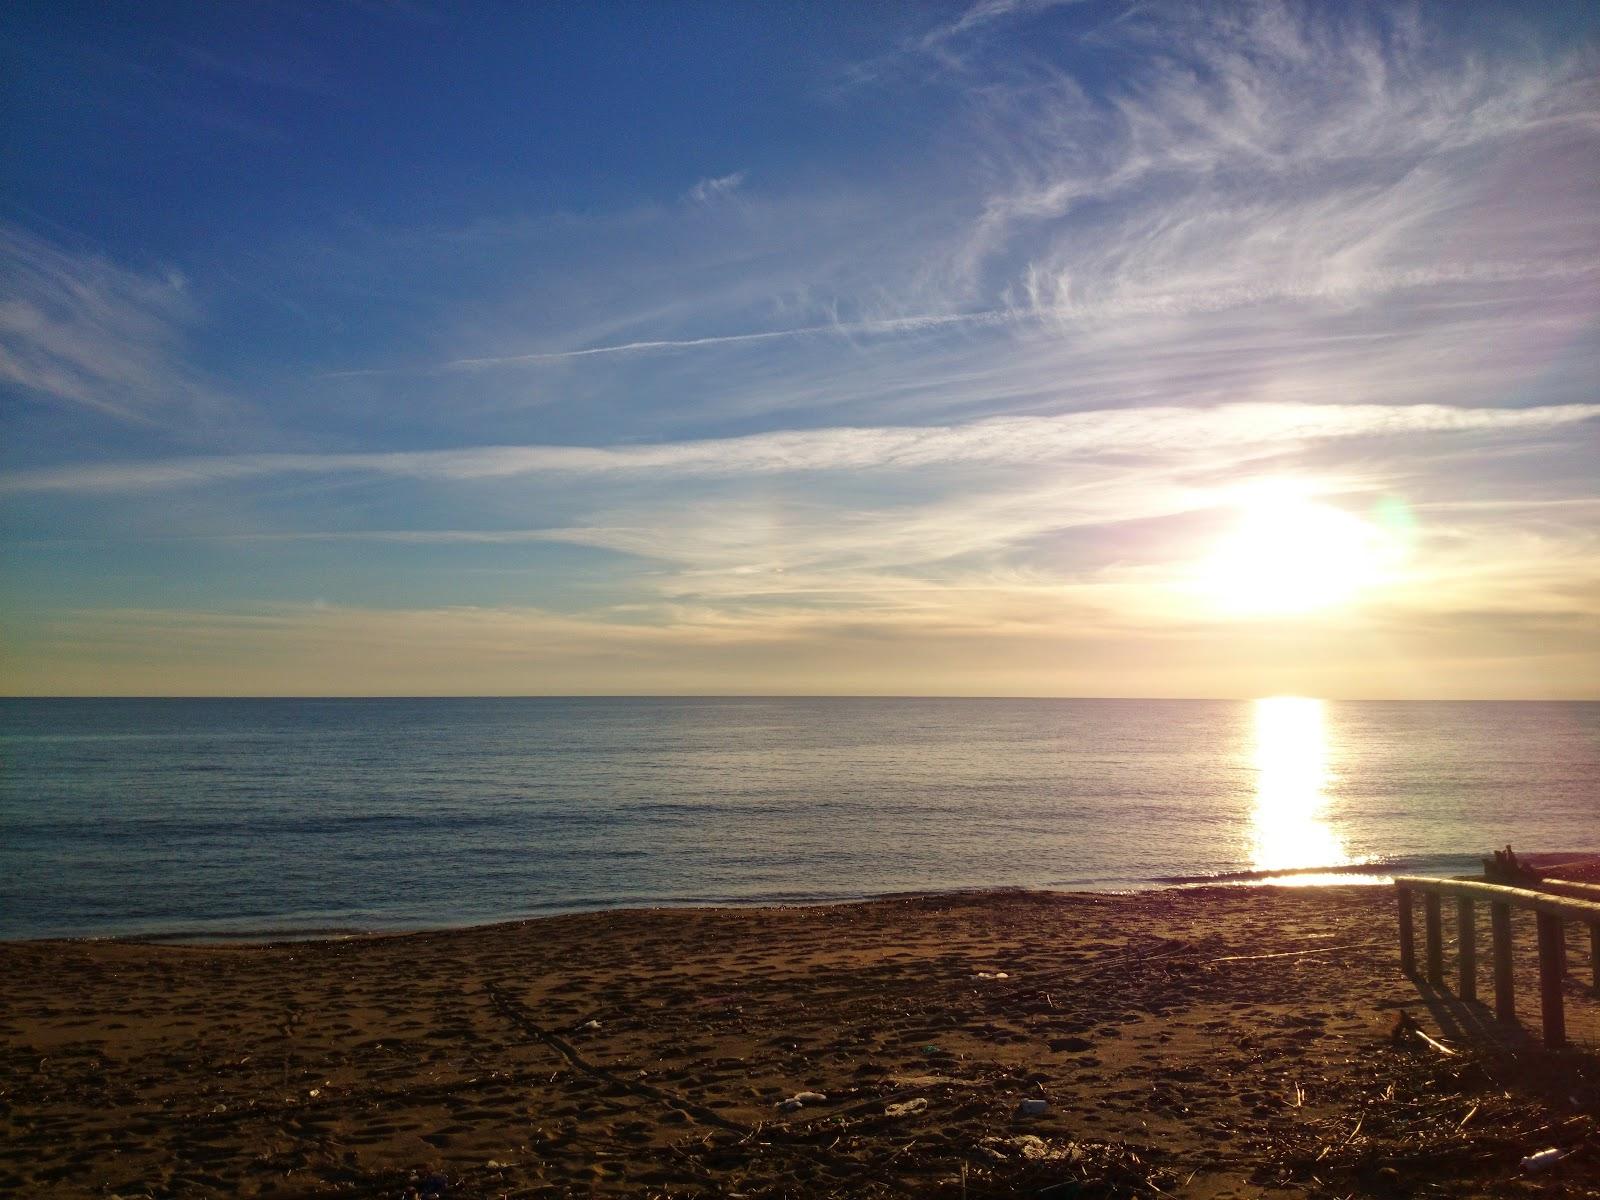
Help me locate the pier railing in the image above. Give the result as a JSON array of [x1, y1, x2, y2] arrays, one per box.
[[1394, 875, 1600, 1049]]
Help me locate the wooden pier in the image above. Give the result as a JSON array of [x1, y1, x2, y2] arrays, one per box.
[[1394, 873, 1600, 1048]]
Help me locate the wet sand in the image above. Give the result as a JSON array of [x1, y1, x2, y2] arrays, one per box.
[[3, 886, 1597, 1198]]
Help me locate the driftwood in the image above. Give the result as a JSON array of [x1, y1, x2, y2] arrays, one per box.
[[1389, 1011, 1458, 1057]]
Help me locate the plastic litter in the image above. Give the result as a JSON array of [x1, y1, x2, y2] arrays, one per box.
[[973, 971, 1010, 980], [1017, 1097, 1049, 1116], [885, 1097, 929, 1117], [1521, 1148, 1569, 1172]]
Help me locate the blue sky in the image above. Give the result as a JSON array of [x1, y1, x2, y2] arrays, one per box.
[[3, 1, 1598, 696]]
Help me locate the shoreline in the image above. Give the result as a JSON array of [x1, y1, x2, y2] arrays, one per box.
[[4, 885, 1596, 1197], [3, 877, 1405, 947], [13, 848, 1600, 945]]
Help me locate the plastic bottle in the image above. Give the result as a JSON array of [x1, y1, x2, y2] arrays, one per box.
[[1520, 1148, 1568, 1172]]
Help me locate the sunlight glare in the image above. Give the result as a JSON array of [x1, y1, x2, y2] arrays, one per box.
[[1249, 696, 1351, 875], [1199, 484, 1399, 615]]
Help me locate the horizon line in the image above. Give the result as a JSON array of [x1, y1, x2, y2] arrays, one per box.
[[3, 693, 1597, 703]]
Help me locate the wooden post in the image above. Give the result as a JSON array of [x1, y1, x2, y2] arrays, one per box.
[[1536, 913, 1566, 1048], [1397, 886, 1415, 975], [1456, 896, 1476, 1002], [1394, 876, 1600, 1034], [1491, 902, 1515, 1023], [1424, 892, 1444, 986]]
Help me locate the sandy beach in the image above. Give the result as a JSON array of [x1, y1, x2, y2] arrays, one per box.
[[3, 886, 1597, 1199]]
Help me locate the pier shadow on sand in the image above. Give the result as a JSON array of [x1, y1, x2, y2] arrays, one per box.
[[1402, 979, 1541, 1054]]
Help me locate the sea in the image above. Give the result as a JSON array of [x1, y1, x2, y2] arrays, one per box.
[[1, 697, 1596, 941]]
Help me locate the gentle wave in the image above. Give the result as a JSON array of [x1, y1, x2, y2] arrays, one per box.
[[110, 926, 372, 944], [68, 876, 1408, 945], [1153, 852, 1484, 885]]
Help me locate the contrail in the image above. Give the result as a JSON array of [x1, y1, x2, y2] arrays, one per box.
[[325, 310, 1013, 377]]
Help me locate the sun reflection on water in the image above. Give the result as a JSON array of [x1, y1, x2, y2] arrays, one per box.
[[1250, 697, 1352, 877]]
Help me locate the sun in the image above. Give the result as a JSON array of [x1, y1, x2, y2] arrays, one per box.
[[1197, 484, 1399, 615]]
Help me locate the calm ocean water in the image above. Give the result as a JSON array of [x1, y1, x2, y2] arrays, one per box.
[[1, 697, 1597, 940]]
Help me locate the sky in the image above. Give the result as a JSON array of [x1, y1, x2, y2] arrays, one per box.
[[2, 0, 1598, 698]]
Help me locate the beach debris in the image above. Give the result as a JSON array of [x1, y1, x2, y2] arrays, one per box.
[[1520, 1147, 1570, 1172], [776, 1090, 827, 1111], [1002, 1134, 1078, 1161], [579, 1019, 601, 1031], [1388, 1010, 1456, 1056], [978, 1136, 1174, 1197], [885, 1097, 928, 1117], [1016, 1096, 1049, 1116], [1263, 1040, 1600, 1197], [973, 970, 1010, 980]]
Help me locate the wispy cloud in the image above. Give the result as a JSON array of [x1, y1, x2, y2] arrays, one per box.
[[0, 223, 243, 431], [13, 567, 1597, 697], [918, 0, 1085, 53], [6, 401, 1594, 493], [841, 0, 1089, 88], [950, 4, 1600, 317], [686, 170, 748, 204], [321, 4, 1597, 433]]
